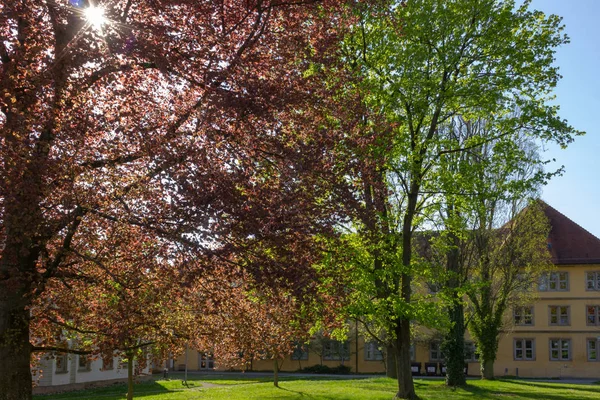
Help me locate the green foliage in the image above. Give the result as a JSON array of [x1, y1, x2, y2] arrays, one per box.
[[327, 0, 581, 393]]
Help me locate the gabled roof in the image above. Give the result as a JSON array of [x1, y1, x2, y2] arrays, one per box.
[[542, 202, 600, 265]]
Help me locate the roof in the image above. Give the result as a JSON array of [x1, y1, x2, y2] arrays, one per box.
[[542, 202, 600, 265]]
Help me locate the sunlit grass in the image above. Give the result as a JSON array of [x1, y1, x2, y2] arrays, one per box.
[[35, 375, 600, 400]]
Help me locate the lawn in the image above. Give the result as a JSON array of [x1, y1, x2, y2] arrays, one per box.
[[34, 374, 600, 400]]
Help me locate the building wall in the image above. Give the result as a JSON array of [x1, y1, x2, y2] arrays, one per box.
[[175, 264, 600, 379], [493, 263, 600, 378], [36, 354, 151, 387]]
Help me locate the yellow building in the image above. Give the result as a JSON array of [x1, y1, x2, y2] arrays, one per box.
[[176, 204, 600, 378]]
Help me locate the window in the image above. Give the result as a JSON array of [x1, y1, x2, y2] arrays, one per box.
[[549, 306, 570, 326], [464, 342, 479, 362], [409, 343, 415, 362], [102, 356, 114, 371], [55, 354, 68, 374], [585, 272, 600, 291], [586, 306, 600, 326], [539, 272, 569, 291], [549, 339, 571, 361], [323, 340, 350, 361], [514, 306, 534, 326], [291, 342, 309, 361], [587, 339, 599, 361], [78, 355, 91, 371], [364, 341, 384, 361], [429, 342, 444, 362], [514, 339, 535, 361]]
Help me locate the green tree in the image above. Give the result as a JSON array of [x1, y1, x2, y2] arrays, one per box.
[[334, 1, 580, 397], [467, 200, 553, 379], [429, 116, 555, 385]]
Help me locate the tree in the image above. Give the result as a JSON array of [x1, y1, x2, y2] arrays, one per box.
[[330, 0, 580, 397], [467, 200, 552, 379], [0, 1, 349, 399], [428, 115, 555, 385]]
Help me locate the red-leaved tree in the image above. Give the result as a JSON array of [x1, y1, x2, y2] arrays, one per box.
[[0, 1, 353, 399]]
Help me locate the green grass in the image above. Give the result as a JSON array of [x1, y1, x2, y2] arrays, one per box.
[[34, 375, 600, 400]]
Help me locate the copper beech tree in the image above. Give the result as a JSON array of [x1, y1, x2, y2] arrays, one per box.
[[0, 1, 354, 399]]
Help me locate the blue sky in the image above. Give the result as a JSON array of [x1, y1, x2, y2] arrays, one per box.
[[531, 0, 600, 238]]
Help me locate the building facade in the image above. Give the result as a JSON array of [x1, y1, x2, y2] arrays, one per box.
[[174, 204, 600, 378]]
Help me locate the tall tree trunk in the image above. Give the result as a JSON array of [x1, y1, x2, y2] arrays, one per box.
[[394, 319, 415, 399], [443, 299, 465, 386], [443, 229, 466, 387], [394, 188, 418, 400], [386, 344, 397, 379], [127, 353, 135, 400], [0, 231, 38, 400], [0, 292, 32, 400]]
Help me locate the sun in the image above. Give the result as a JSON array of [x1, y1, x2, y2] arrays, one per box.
[[84, 5, 107, 31]]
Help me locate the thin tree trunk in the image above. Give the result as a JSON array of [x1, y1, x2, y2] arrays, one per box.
[[273, 359, 279, 387], [127, 353, 135, 400]]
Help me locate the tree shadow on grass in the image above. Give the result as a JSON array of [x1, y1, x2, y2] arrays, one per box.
[[501, 379, 600, 394], [35, 380, 204, 400], [459, 381, 600, 400]]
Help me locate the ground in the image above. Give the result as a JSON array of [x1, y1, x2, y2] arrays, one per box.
[[34, 373, 600, 400]]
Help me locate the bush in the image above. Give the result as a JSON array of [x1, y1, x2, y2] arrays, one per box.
[[299, 364, 352, 374]]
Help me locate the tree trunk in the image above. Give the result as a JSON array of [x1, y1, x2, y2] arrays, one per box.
[[0, 236, 37, 400], [481, 359, 494, 380], [273, 359, 279, 387], [0, 295, 32, 400], [443, 231, 466, 387], [386, 344, 397, 379], [443, 299, 466, 386], [394, 320, 415, 399], [127, 353, 135, 400]]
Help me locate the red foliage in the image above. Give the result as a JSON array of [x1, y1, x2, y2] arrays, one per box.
[[0, 1, 356, 397]]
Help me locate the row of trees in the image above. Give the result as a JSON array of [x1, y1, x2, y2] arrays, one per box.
[[0, 1, 581, 400], [315, 1, 580, 398]]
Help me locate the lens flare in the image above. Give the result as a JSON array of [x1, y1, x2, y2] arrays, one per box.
[[84, 6, 106, 31]]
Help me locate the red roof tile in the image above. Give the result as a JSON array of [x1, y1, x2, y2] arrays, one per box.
[[542, 202, 600, 265]]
